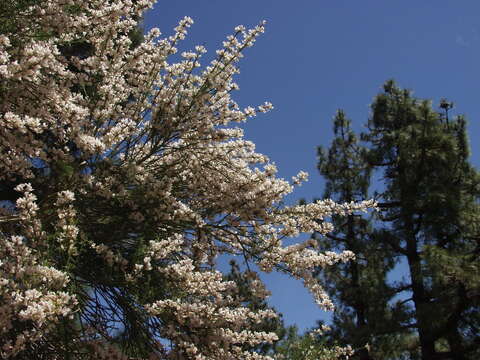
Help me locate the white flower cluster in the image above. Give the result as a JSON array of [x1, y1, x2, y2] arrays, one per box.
[[0, 236, 77, 358], [54, 190, 79, 255], [0, 0, 375, 358]]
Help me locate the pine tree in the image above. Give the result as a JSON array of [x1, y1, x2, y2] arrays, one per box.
[[308, 81, 480, 360], [362, 80, 480, 359], [315, 110, 413, 360]]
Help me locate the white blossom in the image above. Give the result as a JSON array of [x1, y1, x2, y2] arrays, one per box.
[[0, 1, 375, 358]]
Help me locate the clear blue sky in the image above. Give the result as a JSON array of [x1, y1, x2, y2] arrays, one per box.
[[144, 1, 480, 332]]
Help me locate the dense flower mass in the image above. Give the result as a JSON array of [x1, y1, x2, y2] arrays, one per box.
[[0, 0, 374, 358]]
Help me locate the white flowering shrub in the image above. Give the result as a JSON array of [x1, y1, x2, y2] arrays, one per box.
[[0, 0, 374, 359], [273, 325, 356, 360]]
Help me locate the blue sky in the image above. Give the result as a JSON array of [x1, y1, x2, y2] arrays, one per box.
[[144, 1, 480, 332]]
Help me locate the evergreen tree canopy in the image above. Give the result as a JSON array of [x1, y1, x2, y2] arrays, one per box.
[[310, 80, 480, 360]]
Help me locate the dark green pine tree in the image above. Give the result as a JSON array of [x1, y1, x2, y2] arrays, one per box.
[[315, 110, 414, 360], [362, 80, 480, 360]]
